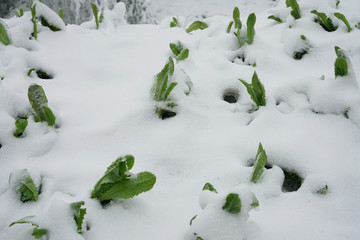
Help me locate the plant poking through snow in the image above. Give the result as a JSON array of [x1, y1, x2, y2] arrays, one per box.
[[223, 193, 242, 214], [28, 84, 56, 126], [169, 41, 189, 61], [9, 169, 39, 202], [239, 72, 266, 108], [13, 118, 28, 137], [316, 185, 328, 195], [202, 182, 218, 193], [334, 12, 352, 32], [91, 155, 156, 202], [286, 0, 301, 19], [170, 17, 180, 28], [227, 8, 256, 48], [71, 201, 87, 234], [250, 143, 267, 183], [0, 21, 11, 45], [152, 57, 177, 102], [90, 3, 104, 29], [16, 8, 24, 17], [9, 216, 48, 239], [311, 10, 337, 32], [268, 15, 282, 23], [334, 46, 348, 78], [293, 35, 311, 60], [186, 21, 208, 33], [31, 3, 38, 39]]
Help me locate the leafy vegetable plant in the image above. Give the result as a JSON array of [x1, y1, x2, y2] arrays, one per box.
[[250, 143, 267, 183], [169, 41, 189, 61], [28, 84, 56, 126], [0, 21, 12, 45], [286, 0, 301, 19], [186, 21, 208, 33], [228, 8, 257, 48], [9, 169, 39, 202], [9, 216, 48, 239], [91, 155, 156, 202], [152, 57, 177, 102], [334, 46, 348, 78], [71, 201, 86, 234], [222, 193, 241, 214], [239, 71, 266, 108], [202, 182, 218, 193], [251, 194, 259, 208], [13, 118, 28, 137], [170, 17, 180, 28], [334, 12, 352, 32], [226, 7, 241, 33], [311, 10, 337, 32]]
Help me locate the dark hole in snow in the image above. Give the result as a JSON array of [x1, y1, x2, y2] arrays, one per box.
[[100, 199, 112, 207], [86, 222, 91, 231], [293, 50, 308, 60], [282, 169, 303, 192], [156, 108, 176, 120], [36, 70, 54, 80], [223, 89, 239, 103]]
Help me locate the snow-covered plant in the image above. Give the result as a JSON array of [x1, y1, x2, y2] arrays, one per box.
[[71, 201, 86, 234], [223, 193, 241, 214], [334, 12, 352, 32], [334, 46, 348, 78], [0, 21, 12, 45], [239, 71, 266, 108], [91, 155, 156, 202], [170, 17, 180, 28], [16, 8, 24, 17], [9, 216, 48, 239], [169, 41, 189, 61], [286, 0, 301, 19], [90, 2, 104, 29], [13, 118, 28, 137], [250, 143, 267, 183], [28, 84, 56, 126], [186, 21, 208, 33], [311, 10, 337, 32], [293, 34, 311, 60], [152, 57, 177, 101], [9, 169, 39, 202], [202, 182, 218, 193]]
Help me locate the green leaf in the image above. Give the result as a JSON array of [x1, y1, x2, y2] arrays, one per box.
[[202, 182, 218, 193], [268, 15, 282, 23], [251, 194, 259, 208], [71, 201, 86, 234], [186, 21, 208, 33], [222, 193, 241, 214], [31, 3, 37, 40], [334, 12, 352, 32], [334, 57, 348, 77], [176, 48, 189, 61], [28, 68, 36, 76], [9, 215, 38, 227], [9, 169, 39, 202], [170, 17, 180, 28], [16, 8, 24, 17], [311, 10, 337, 32], [169, 42, 183, 56], [250, 143, 267, 183], [233, 7, 240, 29], [40, 16, 61, 31], [164, 82, 177, 101], [90, 3, 99, 29], [58, 9, 64, 19], [153, 63, 170, 101], [251, 72, 266, 106], [189, 215, 197, 226], [13, 118, 28, 137], [32, 228, 48, 239], [0, 21, 11, 46], [316, 185, 328, 195], [168, 56, 175, 76], [28, 84, 55, 126], [287, 0, 301, 19], [246, 13, 256, 44], [226, 21, 234, 33], [43, 106, 55, 126]]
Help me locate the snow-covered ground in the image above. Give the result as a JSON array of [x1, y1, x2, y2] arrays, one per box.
[[0, 0, 360, 240]]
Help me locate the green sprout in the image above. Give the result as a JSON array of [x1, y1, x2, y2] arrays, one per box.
[[202, 182, 218, 193], [169, 41, 189, 61], [58, 9, 64, 19], [16, 8, 24, 17], [246, 13, 256, 44], [286, 0, 301, 19], [239, 71, 266, 108], [334, 46, 348, 78], [186, 21, 208, 33], [30, 3, 38, 39], [13, 118, 28, 137], [71, 201, 87, 234], [334, 12, 352, 32], [230, 9, 256, 48], [170, 17, 180, 28], [152, 57, 177, 102], [316, 185, 328, 195], [28, 84, 56, 126], [0, 21, 12, 45], [222, 193, 241, 214], [311, 10, 337, 32], [250, 143, 267, 183], [9, 169, 39, 202], [90, 3, 101, 29], [268, 15, 282, 23]]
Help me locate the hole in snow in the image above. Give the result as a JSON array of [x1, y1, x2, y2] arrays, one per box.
[[156, 108, 177, 119], [223, 88, 239, 103], [36, 70, 54, 80], [282, 168, 303, 192]]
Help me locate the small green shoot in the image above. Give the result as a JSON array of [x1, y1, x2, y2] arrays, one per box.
[[9, 169, 39, 202], [28, 84, 56, 126], [336, 0, 340, 8], [230, 10, 256, 47], [286, 0, 301, 19], [58, 9, 64, 19], [334, 46, 348, 78], [189, 215, 197, 226], [91, 155, 156, 202], [71, 201, 86, 234], [16, 8, 24, 17], [334, 12, 352, 32], [222, 193, 241, 214], [247, 13, 256, 44], [170, 17, 180, 28], [316, 185, 328, 195], [250, 143, 267, 183], [202, 182, 218, 193], [176, 48, 189, 61], [293, 34, 311, 60], [13, 118, 28, 137], [251, 194, 259, 208], [268, 15, 282, 23], [227, 7, 241, 33], [311, 10, 337, 32], [9, 216, 48, 239], [28, 68, 36, 76], [90, 3, 100, 29], [31, 3, 38, 40], [186, 21, 208, 33], [169, 41, 189, 61], [239, 71, 266, 108], [152, 57, 178, 102], [0, 21, 11, 46]]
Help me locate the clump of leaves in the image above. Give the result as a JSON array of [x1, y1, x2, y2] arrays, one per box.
[[226, 7, 241, 33], [13, 118, 28, 137], [71, 201, 86, 234], [90, 3, 104, 29], [334, 46, 348, 78], [9, 216, 48, 239], [311, 10, 337, 32], [239, 71, 266, 108], [170, 17, 180, 28], [169, 41, 189, 61], [202, 182, 218, 193], [286, 0, 301, 19], [0, 21, 12, 46], [186, 21, 208, 33], [250, 143, 267, 183], [152, 57, 177, 102], [293, 35, 311, 60], [91, 155, 156, 202], [227, 8, 257, 47], [28, 84, 56, 126], [316, 185, 328, 195], [222, 193, 241, 214], [9, 169, 39, 202], [16, 8, 24, 17], [334, 12, 352, 32]]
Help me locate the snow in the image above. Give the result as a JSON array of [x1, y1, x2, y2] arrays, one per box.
[[1, 0, 360, 240]]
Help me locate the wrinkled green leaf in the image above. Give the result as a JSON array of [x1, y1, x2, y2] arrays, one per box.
[[13, 118, 28, 137], [71, 201, 86, 234], [268, 15, 282, 23], [176, 48, 189, 61], [334, 12, 352, 32], [186, 21, 208, 33], [250, 143, 267, 183], [90, 3, 99, 29], [0, 21, 11, 46], [222, 193, 241, 214], [9, 169, 39, 202], [246, 13, 256, 44], [202, 182, 218, 193]]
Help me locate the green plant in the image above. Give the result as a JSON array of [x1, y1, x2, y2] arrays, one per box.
[[311, 10, 337, 31], [286, 0, 301, 19], [28, 84, 56, 126], [251, 194, 259, 208], [231, 10, 257, 48], [91, 155, 156, 202], [58, 9, 64, 19], [90, 3, 101, 29], [0, 21, 11, 45], [202, 182, 218, 193], [16, 8, 24, 17], [170, 17, 180, 28], [268, 15, 282, 23], [316, 185, 328, 195], [250, 143, 267, 183], [71, 201, 86, 234], [40, 17, 61, 32], [334, 46, 348, 78], [293, 34, 311, 60], [226, 7, 241, 33], [152, 57, 177, 102], [239, 71, 266, 108], [222, 193, 241, 214], [30, 3, 38, 39], [246, 13, 256, 44], [169, 41, 189, 61], [28, 68, 54, 79], [334, 12, 352, 32], [186, 21, 208, 33], [9, 216, 48, 239], [9, 169, 39, 202], [13, 118, 28, 137]]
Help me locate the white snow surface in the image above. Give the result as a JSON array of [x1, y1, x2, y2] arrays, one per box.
[[1, 0, 360, 240]]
